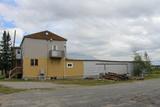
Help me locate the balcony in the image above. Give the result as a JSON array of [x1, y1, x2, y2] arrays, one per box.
[[49, 50, 64, 58]]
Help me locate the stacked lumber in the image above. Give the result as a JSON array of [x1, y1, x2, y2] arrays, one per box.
[[99, 72, 129, 81]]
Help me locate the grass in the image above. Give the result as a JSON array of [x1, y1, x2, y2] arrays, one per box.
[[0, 78, 136, 86], [50, 79, 136, 86], [0, 85, 25, 94], [0, 79, 36, 82], [50, 71, 160, 86], [0, 76, 150, 86], [0, 77, 157, 87], [144, 70, 160, 79], [145, 74, 160, 79], [0, 79, 136, 86], [0, 70, 160, 86]]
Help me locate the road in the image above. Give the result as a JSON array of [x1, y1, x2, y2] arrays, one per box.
[[0, 79, 160, 107]]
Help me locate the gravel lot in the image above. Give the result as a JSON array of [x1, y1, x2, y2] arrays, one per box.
[[0, 79, 160, 107]]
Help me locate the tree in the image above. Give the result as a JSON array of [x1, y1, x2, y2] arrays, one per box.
[[133, 52, 145, 76], [0, 31, 13, 77], [144, 51, 151, 73], [133, 51, 152, 76]]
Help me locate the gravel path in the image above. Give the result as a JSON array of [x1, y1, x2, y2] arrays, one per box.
[[0, 79, 160, 107]]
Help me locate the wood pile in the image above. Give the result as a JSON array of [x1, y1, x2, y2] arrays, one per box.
[[99, 72, 129, 81]]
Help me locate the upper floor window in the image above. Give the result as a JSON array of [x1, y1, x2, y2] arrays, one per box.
[[52, 45, 58, 50]]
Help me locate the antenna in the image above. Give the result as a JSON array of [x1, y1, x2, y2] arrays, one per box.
[[13, 30, 16, 47]]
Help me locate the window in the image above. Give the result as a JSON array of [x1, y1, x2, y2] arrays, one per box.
[[54, 45, 58, 50], [67, 63, 74, 68], [35, 59, 38, 66], [30, 59, 34, 66], [30, 59, 38, 66]]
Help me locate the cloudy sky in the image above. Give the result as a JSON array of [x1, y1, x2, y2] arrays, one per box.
[[0, 0, 160, 64]]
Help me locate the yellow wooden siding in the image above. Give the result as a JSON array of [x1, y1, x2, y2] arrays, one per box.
[[23, 57, 47, 78], [65, 60, 84, 78], [47, 58, 65, 78], [23, 58, 84, 79]]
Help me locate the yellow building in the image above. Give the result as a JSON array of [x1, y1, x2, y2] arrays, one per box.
[[10, 30, 133, 80], [20, 31, 84, 79]]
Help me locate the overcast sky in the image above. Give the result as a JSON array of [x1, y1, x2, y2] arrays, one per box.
[[0, 0, 160, 64]]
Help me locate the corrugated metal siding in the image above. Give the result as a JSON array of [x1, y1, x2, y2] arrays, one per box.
[[83, 61, 106, 77], [107, 64, 128, 74], [83, 61, 133, 78], [127, 63, 134, 76]]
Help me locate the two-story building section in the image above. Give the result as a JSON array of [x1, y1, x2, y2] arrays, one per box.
[[20, 31, 83, 79]]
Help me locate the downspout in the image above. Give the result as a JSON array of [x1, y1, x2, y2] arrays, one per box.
[[46, 40, 49, 80]]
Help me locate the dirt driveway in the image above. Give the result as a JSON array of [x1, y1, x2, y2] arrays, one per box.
[[0, 79, 160, 107]]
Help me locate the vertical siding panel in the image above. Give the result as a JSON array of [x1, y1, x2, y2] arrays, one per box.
[[84, 61, 133, 78]]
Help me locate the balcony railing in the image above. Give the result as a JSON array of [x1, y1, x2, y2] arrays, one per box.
[[49, 50, 64, 58]]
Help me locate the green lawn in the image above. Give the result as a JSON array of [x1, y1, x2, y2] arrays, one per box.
[[50, 79, 136, 86], [0, 78, 136, 86], [51, 71, 160, 86], [0, 70, 160, 86], [0, 85, 24, 94], [145, 70, 160, 79]]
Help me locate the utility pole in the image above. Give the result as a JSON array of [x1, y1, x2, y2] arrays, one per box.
[[13, 30, 16, 47]]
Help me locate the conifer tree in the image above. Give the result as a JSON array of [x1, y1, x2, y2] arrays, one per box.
[[0, 31, 13, 77]]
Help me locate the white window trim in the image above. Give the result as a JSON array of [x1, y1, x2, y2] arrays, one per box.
[[67, 63, 74, 68]]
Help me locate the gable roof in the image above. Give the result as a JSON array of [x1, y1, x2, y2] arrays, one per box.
[[20, 30, 67, 46], [24, 30, 67, 41]]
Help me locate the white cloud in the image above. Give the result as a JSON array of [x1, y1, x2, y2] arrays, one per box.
[[0, 0, 160, 62]]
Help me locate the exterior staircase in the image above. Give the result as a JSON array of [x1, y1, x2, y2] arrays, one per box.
[[9, 67, 22, 79]]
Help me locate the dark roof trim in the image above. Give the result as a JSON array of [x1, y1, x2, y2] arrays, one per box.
[[66, 58, 133, 63], [96, 63, 129, 65], [24, 30, 67, 41]]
